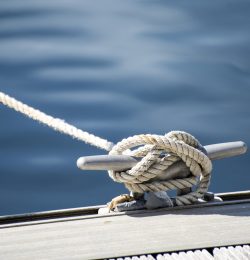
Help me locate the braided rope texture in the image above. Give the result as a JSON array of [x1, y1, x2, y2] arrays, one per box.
[[0, 92, 113, 151], [0, 92, 212, 206], [108, 131, 212, 206]]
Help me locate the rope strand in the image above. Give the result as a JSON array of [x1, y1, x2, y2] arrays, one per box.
[[0, 91, 212, 208], [0, 92, 114, 151]]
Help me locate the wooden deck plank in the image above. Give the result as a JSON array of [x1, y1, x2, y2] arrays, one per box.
[[0, 202, 250, 259]]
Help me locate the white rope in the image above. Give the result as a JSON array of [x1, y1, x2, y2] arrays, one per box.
[[0, 92, 114, 151], [0, 91, 212, 207], [108, 131, 212, 206]]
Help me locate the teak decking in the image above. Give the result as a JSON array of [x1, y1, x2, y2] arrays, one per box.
[[0, 191, 250, 259]]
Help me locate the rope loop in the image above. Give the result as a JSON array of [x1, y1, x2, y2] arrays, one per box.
[[0, 92, 213, 206], [108, 131, 212, 206]]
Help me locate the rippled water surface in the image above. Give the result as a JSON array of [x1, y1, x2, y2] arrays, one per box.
[[0, 0, 250, 215]]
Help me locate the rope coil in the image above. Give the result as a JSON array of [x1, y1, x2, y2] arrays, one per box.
[[0, 92, 213, 207], [108, 131, 212, 206]]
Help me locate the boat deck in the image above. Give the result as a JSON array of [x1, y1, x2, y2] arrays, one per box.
[[0, 191, 250, 259]]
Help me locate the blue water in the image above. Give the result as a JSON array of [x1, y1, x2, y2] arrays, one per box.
[[0, 0, 250, 215]]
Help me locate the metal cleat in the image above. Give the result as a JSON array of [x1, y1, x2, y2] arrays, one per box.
[[77, 141, 247, 212]]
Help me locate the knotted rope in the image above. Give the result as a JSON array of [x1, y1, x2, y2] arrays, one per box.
[[0, 92, 212, 206], [108, 131, 212, 206]]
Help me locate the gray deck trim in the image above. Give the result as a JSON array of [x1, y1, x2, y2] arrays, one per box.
[[0, 190, 250, 227], [0, 198, 250, 259]]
